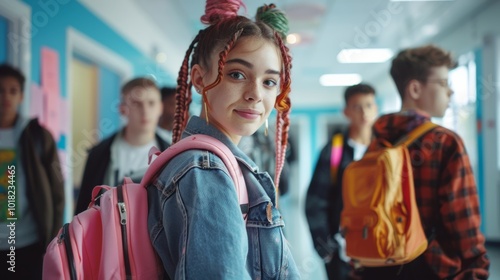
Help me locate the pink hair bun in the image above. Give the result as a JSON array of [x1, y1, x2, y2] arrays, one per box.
[[200, 0, 245, 24]]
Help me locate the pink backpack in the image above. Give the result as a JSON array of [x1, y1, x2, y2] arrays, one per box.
[[43, 134, 249, 280]]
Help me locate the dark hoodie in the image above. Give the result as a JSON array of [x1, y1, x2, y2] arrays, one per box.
[[363, 110, 489, 280]]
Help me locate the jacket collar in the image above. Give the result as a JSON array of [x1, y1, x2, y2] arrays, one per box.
[[373, 110, 431, 144], [182, 116, 259, 171]]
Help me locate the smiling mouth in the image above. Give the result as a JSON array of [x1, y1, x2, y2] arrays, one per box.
[[235, 110, 261, 120]]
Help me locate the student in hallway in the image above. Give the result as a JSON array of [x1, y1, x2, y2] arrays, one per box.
[[305, 83, 378, 280], [361, 45, 489, 279], [146, 0, 300, 277], [0, 63, 65, 279], [74, 77, 169, 215]]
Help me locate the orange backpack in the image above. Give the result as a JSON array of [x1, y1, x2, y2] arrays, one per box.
[[340, 122, 436, 267]]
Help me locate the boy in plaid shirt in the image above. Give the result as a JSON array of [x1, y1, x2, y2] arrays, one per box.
[[360, 45, 490, 279]]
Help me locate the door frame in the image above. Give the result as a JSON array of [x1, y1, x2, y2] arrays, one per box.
[[64, 27, 132, 220]]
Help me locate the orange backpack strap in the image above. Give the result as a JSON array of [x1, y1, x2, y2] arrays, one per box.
[[330, 133, 344, 183], [396, 122, 438, 147]]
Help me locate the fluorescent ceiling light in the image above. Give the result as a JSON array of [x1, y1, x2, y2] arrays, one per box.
[[286, 33, 301, 45], [337, 48, 394, 63], [155, 52, 167, 63], [320, 74, 362, 87], [421, 24, 439, 36]]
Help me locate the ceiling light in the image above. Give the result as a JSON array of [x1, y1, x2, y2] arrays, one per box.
[[155, 52, 167, 63], [337, 48, 394, 63], [286, 33, 301, 45], [421, 24, 439, 36], [320, 74, 362, 87]]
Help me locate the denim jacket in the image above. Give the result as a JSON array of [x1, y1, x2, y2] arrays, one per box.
[[147, 116, 300, 279]]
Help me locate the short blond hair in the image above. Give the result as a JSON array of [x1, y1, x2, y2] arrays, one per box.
[[120, 77, 158, 101]]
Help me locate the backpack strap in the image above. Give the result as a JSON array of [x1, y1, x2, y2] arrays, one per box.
[[330, 133, 344, 183], [396, 122, 438, 147], [143, 134, 249, 217]]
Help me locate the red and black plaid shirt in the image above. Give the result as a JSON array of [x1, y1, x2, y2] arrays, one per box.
[[368, 110, 489, 279]]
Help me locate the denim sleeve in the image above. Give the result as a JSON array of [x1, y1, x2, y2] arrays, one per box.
[[166, 166, 251, 279]]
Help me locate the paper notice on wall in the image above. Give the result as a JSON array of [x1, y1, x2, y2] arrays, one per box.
[[41, 47, 61, 97], [41, 47, 61, 141], [29, 83, 46, 124]]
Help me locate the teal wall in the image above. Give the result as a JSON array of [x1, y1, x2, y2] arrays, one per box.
[[290, 107, 343, 173], [0, 16, 7, 62], [98, 65, 121, 139], [22, 0, 174, 96]]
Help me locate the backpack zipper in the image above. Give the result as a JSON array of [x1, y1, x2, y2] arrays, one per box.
[[60, 223, 77, 280], [117, 185, 132, 279]]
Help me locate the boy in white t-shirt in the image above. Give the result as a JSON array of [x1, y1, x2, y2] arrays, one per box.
[[74, 77, 169, 215]]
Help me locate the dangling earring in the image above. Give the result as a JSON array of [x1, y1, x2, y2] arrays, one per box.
[[204, 101, 209, 124], [264, 118, 269, 136]]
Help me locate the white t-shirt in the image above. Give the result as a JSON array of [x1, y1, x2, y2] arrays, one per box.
[[347, 138, 368, 161], [105, 133, 158, 186]]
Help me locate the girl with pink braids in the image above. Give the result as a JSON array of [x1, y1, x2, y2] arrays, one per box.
[[146, 0, 299, 278]]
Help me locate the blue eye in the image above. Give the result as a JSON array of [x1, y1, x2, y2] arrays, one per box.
[[264, 79, 278, 87], [229, 71, 245, 80]]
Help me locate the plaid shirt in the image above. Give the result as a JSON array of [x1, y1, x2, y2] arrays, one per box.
[[367, 110, 489, 279]]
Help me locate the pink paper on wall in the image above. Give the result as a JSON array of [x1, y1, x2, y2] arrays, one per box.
[[41, 47, 61, 97], [41, 47, 61, 141], [29, 83, 46, 124]]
